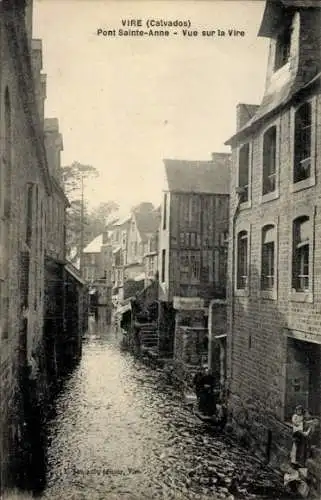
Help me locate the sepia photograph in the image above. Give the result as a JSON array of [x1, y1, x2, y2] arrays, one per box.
[[0, 0, 320, 498]]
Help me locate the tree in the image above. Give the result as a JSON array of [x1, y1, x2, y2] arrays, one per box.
[[62, 162, 99, 263], [62, 161, 98, 198], [62, 162, 119, 264], [87, 201, 119, 241]]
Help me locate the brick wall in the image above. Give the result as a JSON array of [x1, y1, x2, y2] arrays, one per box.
[[0, 5, 53, 489], [227, 87, 321, 482], [226, 6, 321, 480]]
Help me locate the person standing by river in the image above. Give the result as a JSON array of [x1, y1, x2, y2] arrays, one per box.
[[290, 405, 312, 467]]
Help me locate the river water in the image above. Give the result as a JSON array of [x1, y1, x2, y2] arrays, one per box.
[[41, 331, 289, 500]]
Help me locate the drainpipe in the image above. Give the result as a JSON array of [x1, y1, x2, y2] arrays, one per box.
[[228, 189, 243, 391], [208, 299, 216, 373]]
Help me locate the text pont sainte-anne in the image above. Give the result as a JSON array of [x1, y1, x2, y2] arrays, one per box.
[[97, 28, 245, 37], [97, 19, 245, 38]]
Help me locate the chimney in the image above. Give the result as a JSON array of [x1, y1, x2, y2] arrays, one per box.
[[44, 118, 64, 181], [31, 39, 47, 124], [236, 103, 259, 131], [24, 0, 34, 45], [211, 152, 231, 161]]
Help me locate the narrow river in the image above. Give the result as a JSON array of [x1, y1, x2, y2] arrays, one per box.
[[41, 331, 289, 500]]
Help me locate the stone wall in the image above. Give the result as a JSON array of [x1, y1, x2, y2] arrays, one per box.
[[226, 6, 321, 495]]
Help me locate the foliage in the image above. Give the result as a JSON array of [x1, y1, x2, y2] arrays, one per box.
[[62, 162, 118, 262]]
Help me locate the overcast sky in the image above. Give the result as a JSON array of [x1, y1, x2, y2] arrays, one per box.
[[33, 0, 269, 211]]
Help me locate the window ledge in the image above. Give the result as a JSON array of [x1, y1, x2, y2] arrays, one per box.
[[261, 190, 279, 204], [291, 176, 315, 193], [239, 201, 251, 211], [259, 289, 277, 301], [272, 60, 291, 77], [234, 288, 249, 297], [290, 290, 313, 303]]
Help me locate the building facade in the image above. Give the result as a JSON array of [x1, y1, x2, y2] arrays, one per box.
[[0, 0, 53, 488], [0, 1, 84, 491], [225, 0, 321, 477], [159, 155, 230, 304], [143, 230, 159, 288], [82, 234, 103, 283], [111, 214, 131, 301], [124, 203, 160, 284]]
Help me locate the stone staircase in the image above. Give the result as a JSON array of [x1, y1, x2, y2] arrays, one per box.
[[139, 324, 158, 353]]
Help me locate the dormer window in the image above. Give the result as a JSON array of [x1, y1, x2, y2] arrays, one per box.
[[262, 126, 277, 195], [294, 102, 312, 183], [238, 143, 250, 204], [274, 14, 293, 71]]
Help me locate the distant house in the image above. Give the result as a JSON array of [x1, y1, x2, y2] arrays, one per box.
[[159, 153, 231, 303], [143, 229, 159, 288], [82, 234, 103, 283], [124, 203, 161, 285], [110, 214, 131, 300]]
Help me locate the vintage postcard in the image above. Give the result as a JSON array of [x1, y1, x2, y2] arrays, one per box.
[[0, 0, 320, 499]]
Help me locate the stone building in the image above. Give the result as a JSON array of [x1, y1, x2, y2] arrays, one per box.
[[0, 1, 86, 492], [225, 0, 321, 483], [110, 214, 131, 302], [143, 230, 159, 288], [0, 0, 52, 488], [124, 203, 160, 285]]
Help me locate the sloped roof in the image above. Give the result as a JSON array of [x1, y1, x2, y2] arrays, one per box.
[[164, 154, 231, 195], [225, 72, 321, 146], [113, 214, 131, 226], [281, 0, 320, 7], [258, 0, 320, 38], [83, 234, 103, 253], [65, 262, 86, 285], [134, 209, 161, 241]]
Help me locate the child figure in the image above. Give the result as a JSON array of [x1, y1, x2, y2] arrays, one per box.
[[290, 405, 311, 467]]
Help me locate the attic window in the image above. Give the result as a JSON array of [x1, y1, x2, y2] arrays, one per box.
[[274, 14, 293, 71]]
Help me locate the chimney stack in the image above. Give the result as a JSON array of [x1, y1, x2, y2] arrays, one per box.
[[236, 103, 259, 131]]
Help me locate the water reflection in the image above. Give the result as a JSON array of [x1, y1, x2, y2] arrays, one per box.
[[40, 334, 288, 499]]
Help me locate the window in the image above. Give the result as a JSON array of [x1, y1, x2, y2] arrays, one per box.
[[294, 102, 312, 183], [35, 185, 39, 251], [274, 14, 292, 71], [163, 193, 167, 230], [180, 252, 189, 283], [238, 144, 250, 203], [179, 251, 200, 283], [201, 250, 213, 283], [190, 253, 200, 282], [220, 231, 229, 247], [262, 126, 277, 195], [180, 196, 190, 224], [0, 88, 12, 339], [292, 216, 310, 292], [40, 201, 43, 254], [161, 249, 166, 282], [179, 232, 199, 248], [261, 225, 276, 290], [26, 184, 33, 247], [191, 195, 200, 221], [237, 231, 248, 289], [3, 88, 12, 219]]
